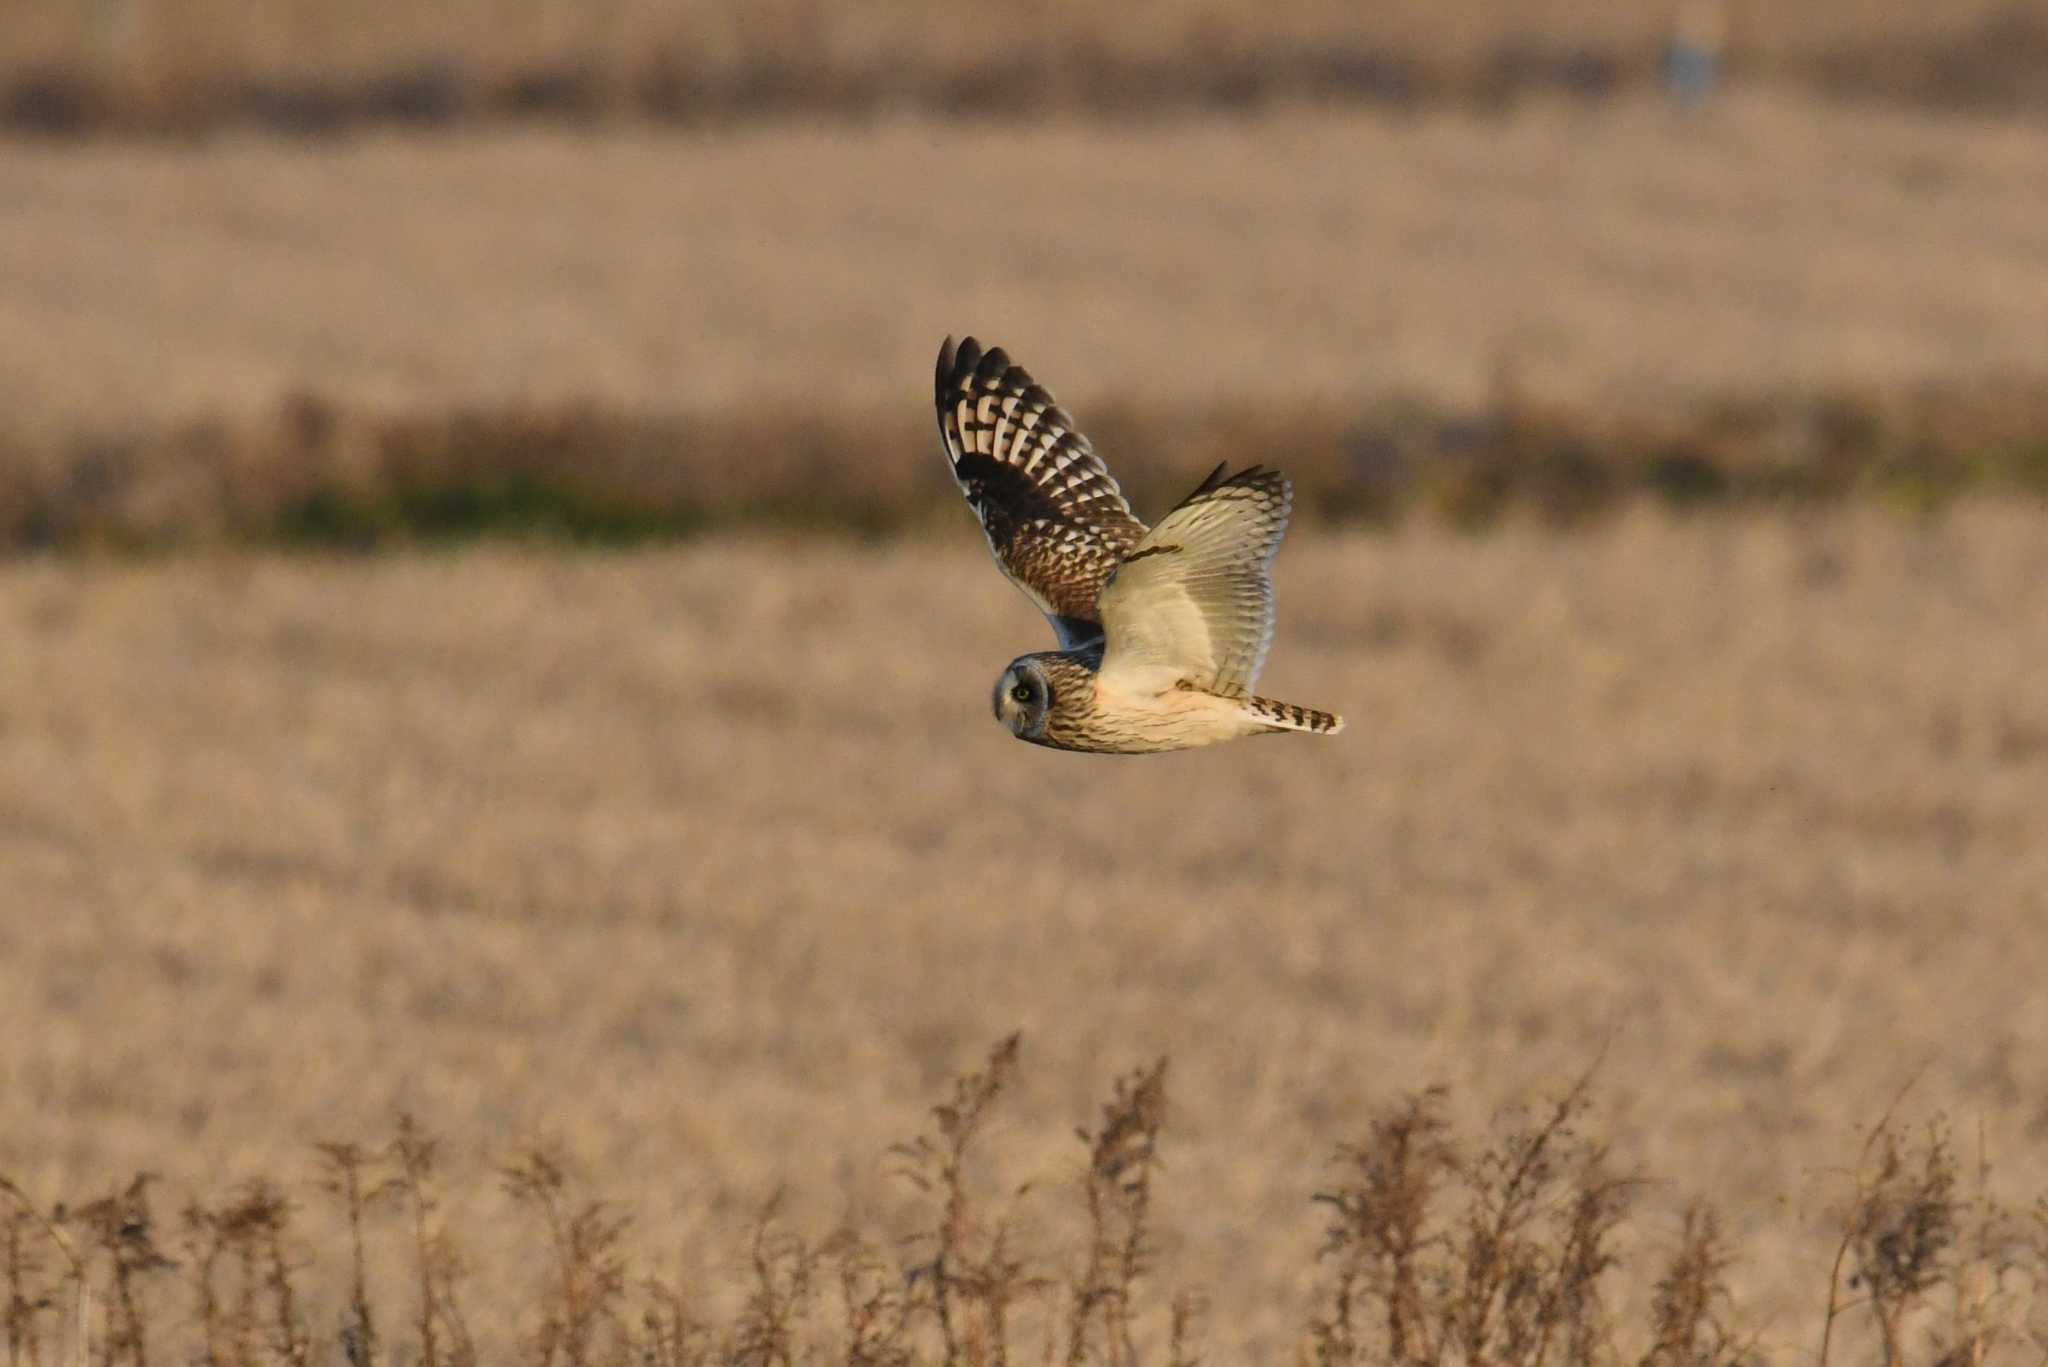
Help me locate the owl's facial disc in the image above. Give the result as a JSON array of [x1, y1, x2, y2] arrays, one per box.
[[992, 660, 1053, 739]]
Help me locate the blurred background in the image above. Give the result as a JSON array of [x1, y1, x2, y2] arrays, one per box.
[[3, 2, 2048, 1363]]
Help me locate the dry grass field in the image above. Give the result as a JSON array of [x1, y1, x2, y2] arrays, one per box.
[[8, 10, 2048, 1360], [4, 507, 2047, 1361], [5, 93, 2048, 545], [4, 0, 2045, 133], [9, 94, 2048, 432], [18, 0, 2020, 76]]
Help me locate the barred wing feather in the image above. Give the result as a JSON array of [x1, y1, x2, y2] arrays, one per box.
[[935, 336, 1147, 651]]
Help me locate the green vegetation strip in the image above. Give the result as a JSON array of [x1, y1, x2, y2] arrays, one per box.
[[3, 386, 2046, 552]]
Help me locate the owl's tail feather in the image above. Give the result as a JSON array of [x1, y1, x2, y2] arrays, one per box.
[[1245, 695, 1345, 737]]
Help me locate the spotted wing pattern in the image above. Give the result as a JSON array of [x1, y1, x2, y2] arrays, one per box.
[[936, 336, 1148, 651], [1096, 464, 1292, 697]]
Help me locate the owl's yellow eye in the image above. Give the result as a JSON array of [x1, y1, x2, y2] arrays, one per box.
[[1012, 682, 1034, 704]]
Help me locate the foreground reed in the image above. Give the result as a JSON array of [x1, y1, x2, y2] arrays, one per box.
[[4, 1038, 2042, 1366]]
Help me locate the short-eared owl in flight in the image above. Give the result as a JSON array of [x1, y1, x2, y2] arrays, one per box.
[[936, 336, 1343, 754]]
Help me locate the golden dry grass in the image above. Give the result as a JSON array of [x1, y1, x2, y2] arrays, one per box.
[[3, 506, 2046, 1360], [9, 95, 2048, 436], [7, 30, 2048, 1359], [4, 93, 2048, 545], [9, 0, 1998, 77], [2, 0, 2041, 132]]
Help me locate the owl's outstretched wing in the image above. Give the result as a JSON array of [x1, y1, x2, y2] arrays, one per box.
[[936, 336, 1148, 651], [1095, 464, 1291, 697]]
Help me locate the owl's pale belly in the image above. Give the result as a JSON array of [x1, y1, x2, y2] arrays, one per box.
[[1046, 677, 1267, 754]]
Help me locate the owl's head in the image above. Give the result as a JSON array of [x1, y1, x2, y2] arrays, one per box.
[[992, 657, 1055, 740]]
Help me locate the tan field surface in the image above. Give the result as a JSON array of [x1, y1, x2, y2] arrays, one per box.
[[8, 94, 2048, 443], [6, 92, 2048, 552], [4, 506, 2046, 1360], [3, 0, 2042, 135], [8, 18, 2048, 1357], [5, 0, 2018, 75]]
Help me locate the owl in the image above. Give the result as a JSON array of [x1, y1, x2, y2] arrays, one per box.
[[936, 336, 1344, 754]]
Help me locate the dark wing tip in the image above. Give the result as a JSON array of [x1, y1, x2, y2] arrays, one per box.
[[937, 335, 981, 398], [1223, 464, 1285, 494], [973, 344, 1014, 391], [942, 336, 1045, 412], [1166, 462, 1289, 517], [937, 334, 970, 393], [1190, 460, 1232, 497]]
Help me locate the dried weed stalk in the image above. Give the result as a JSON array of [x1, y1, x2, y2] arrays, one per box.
[[3, 1048, 2046, 1367], [728, 1197, 814, 1367], [179, 1182, 306, 1367], [314, 1142, 383, 1367], [503, 1148, 632, 1367], [3, 1198, 46, 1367], [1312, 1085, 1456, 1367], [1820, 1106, 2044, 1367], [1065, 1058, 1169, 1367], [892, 1033, 1041, 1367], [1165, 1290, 1205, 1367], [387, 1116, 475, 1367], [1311, 1070, 1755, 1367], [72, 1175, 174, 1367], [1641, 1202, 1746, 1367], [637, 1275, 711, 1367], [823, 1228, 913, 1367], [1, 1174, 87, 1367]]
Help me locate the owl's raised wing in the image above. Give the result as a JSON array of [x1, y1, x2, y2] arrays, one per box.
[[1095, 464, 1291, 697], [936, 337, 1148, 652]]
